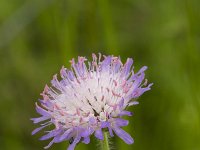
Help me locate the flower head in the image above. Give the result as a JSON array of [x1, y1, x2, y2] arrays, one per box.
[[31, 53, 152, 150]]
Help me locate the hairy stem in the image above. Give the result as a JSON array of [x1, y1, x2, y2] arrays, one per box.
[[100, 131, 110, 150]]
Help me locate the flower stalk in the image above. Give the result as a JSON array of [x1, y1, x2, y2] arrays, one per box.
[[100, 131, 110, 150]]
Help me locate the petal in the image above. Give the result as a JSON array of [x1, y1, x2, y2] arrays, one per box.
[[115, 118, 129, 127], [31, 116, 50, 123], [51, 74, 60, 88], [43, 130, 63, 149], [108, 127, 114, 137], [68, 71, 75, 81], [36, 103, 50, 116], [82, 136, 90, 144], [113, 58, 122, 73], [40, 129, 61, 141], [101, 56, 112, 72], [128, 101, 139, 106], [137, 66, 147, 75], [119, 111, 133, 117], [113, 127, 134, 144], [32, 123, 50, 135], [58, 128, 73, 142], [100, 121, 113, 137], [132, 84, 152, 98], [122, 58, 133, 77], [101, 121, 110, 128], [67, 136, 81, 150], [95, 129, 103, 140], [44, 139, 54, 149], [81, 129, 90, 137], [60, 66, 67, 78], [118, 98, 124, 109], [89, 117, 96, 125], [137, 83, 153, 95]]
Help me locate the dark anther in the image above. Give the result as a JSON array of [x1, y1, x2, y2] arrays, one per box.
[[92, 108, 99, 117], [69, 137, 74, 144], [94, 96, 98, 101]]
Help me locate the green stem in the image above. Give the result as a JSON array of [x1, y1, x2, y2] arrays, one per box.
[[100, 131, 110, 150]]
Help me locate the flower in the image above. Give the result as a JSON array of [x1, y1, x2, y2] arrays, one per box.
[[31, 53, 153, 150]]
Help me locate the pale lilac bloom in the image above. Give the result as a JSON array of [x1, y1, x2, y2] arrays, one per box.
[[31, 54, 152, 150]]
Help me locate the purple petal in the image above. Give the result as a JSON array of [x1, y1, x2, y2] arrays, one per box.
[[39, 100, 53, 109], [51, 74, 60, 89], [132, 73, 145, 86], [44, 139, 55, 149], [54, 135, 63, 143], [35, 103, 50, 116], [87, 127, 94, 135], [138, 66, 147, 74], [148, 83, 153, 88], [40, 129, 61, 141], [113, 58, 122, 73], [31, 116, 50, 123], [60, 66, 67, 78], [119, 111, 133, 117], [100, 121, 113, 137], [58, 129, 73, 142], [118, 98, 124, 109], [101, 56, 112, 72], [108, 127, 114, 137], [68, 71, 75, 81], [67, 136, 81, 150], [32, 124, 50, 135], [122, 58, 133, 77], [82, 136, 90, 144], [80, 129, 90, 137], [101, 121, 110, 128], [128, 101, 139, 106], [115, 118, 129, 127], [113, 127, 134, 144], [95, 129, 103, 140], [132, 84, 152, 98], [89, 117, 96, 125]]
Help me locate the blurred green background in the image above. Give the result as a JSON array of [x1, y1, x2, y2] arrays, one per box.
[[0, 0, 200, 150]]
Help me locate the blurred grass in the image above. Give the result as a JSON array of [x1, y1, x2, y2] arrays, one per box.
[[0, 0, 200, 150]]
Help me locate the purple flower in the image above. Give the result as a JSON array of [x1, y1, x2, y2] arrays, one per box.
[[31, 53, 153, 150]]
